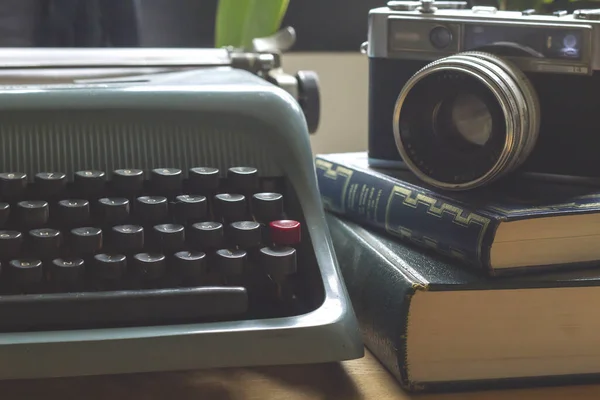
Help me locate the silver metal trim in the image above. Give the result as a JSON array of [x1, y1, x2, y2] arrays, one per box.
[[367, 5, 600, 73], [0, 48, 232, 69], [391, 52, 540, 190]]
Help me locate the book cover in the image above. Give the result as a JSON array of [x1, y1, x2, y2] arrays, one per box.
[[327, 212, 600, 392], [316, 152, 600, 275]]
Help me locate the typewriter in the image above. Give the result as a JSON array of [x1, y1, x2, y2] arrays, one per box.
[[0, 29, 363, 379]]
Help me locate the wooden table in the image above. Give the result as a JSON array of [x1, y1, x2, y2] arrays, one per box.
[[2, 349, 600, 399]]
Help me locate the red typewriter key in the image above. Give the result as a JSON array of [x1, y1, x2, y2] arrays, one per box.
[[269, 220, 301, 246]]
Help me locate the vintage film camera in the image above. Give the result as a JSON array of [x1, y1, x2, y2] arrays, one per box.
[[364, 1, 600, 190]]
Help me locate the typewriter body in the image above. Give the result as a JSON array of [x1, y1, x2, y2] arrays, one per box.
[[0, 35, 363, 379]]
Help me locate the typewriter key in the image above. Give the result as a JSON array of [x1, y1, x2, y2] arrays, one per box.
[[270, 220, 301, 246], [57, 199, 90, 228], [70, 227, 103, 256], [213, 193, 246, 222], [215, 248, 247, 278], [260, 246, 297, 281], [252, 192, 284, 222], [173, 250, 207, 284], [17, 200, 49, 228], [227, 167, 259, 193], [92, 253, 127, 280], [35, 172, 67, 198], [152, 223, 185, 252], [174, 195, 207, 223], [132, 252, 166, 281], [135, 196, 168, 224], [151, 168, 182, 195], [188, 167, 220, 195], [112, 169, 144, 196], [97, 197, 130, 225], [0, 172, 27, 200], [8, 259, 43, 290], [188, 221, 223, 249], [74, 170, 106, 197], [0, 230, 23, 259], [28, 228, 62, 259], [112, 224, 144, 253], [228, 221, 262, 250], [49, 258, 85, 289]]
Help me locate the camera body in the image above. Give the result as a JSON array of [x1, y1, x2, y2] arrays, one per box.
[[366, 1, 600, 190]]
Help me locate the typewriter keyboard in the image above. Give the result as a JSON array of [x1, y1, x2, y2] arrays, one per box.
[[0, 166, 316, 332]]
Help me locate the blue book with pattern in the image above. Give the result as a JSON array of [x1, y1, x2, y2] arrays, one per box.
[[315, 152, 600, 276]]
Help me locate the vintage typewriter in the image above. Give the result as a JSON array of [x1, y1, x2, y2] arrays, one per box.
[[0, 29, 363, 379]]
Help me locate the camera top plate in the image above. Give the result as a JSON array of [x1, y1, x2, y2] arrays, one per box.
[[365, 1, 600, 75]]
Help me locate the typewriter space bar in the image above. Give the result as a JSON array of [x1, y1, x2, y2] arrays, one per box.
[[0, 287, 248, 332]]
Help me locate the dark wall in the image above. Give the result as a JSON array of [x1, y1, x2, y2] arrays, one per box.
[[136, 0, 386, 51]]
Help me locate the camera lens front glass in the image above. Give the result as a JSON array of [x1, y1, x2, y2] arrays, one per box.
[[395, 70, 507, 186]]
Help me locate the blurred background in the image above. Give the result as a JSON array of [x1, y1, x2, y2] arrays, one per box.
[[0, 0, 596, 154]]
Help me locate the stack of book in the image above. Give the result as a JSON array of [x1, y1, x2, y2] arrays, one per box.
[[315, 152, 600, 393]]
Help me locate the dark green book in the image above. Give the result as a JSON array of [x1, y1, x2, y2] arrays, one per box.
[[327, 212, 600, 392], [316, 152, 600, 276]]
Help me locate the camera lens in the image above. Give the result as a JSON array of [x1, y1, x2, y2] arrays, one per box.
[[430, 26, 452, 49], [392, 51, 540, 190]]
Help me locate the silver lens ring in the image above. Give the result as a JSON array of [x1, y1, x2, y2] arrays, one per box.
[[392, 52, 540, 190], [461, 51, 540, 167]]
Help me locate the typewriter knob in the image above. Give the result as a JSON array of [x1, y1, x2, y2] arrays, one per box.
[[296, 71, 320, 134]]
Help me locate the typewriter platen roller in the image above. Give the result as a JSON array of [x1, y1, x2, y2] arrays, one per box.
[[0, 37, 363, 379]]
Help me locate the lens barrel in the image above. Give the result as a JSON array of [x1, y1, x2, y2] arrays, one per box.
[[392, 51, 540, 190]]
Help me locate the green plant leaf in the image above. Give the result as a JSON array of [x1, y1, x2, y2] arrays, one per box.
[[215, 0, 290, 49]]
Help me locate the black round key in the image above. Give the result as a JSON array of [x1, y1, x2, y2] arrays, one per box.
[[28, 228, 62, 259], [135, 196, 168, 224], [188, 167, 220, 194], [132, 252, 166, 280], [0, 172, 27, 200], [213, 193, 246, 222], [0, 230, 23, 259], [174, 195, 207, 222], [260, 246, 297, 280], [70, 227, 103, 256], [215, 248, 247, 276], [97, 197, 129, 225], [17, 200, 49, 228], [228, 167, 259, 193], [152, 223, 185, 252], [151, 168, 182, 194], [74, 170, 106, 196], [57, 199, 90, 227], [252, 192, 284, 222], [228, 221, 262, 249], [112, 169, 144, 196], [35, 172, 67, 197], [112, 224, 144, 253], [8, 259, 43, 287], [0, 202, 9, 227], [188, 221, 223, 249], [49, 258, 85, 288], [173, 250, 207, 283], [93, 253, 127, 280]]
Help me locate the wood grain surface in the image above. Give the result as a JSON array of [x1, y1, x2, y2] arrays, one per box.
[[1, 349, 600, 399]]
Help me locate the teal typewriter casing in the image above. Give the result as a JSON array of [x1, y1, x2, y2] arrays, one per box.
[[0, 50, 363, 379]]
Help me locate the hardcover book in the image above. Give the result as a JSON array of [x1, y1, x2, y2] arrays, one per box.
[[327, 212, 600, 392], [316, 151, 600, 276]]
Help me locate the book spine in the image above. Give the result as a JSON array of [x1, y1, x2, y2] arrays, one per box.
[[315, 156, 498, 271], [325, 213, 419, 391]]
